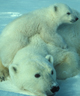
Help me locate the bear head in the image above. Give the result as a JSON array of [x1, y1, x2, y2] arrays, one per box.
[[49, 3, 79, 24], [9, 55, 59, 96]]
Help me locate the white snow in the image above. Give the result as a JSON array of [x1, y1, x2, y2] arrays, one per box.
[[0, 0, 80, 96], [55, 75, 80, 96]]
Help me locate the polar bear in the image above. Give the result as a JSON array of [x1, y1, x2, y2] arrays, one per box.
[[0, 3, 79, 82], [9, 34, 80, 81], [0, 33, 60, 95], [33, 34, 80, 80], [7, 33, 79, 96], [0, 3, 78, 69], [9, 48, 59, 96], [0, 31, 79, 83], [0, 54, 59, 96]]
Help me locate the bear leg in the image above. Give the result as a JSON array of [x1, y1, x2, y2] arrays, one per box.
[[55, 51, 80, 79]]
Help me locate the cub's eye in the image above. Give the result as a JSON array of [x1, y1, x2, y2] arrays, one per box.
[[35, 73, 41, 78], [67, 12, 71, 15], [51, 70, 53, 75]]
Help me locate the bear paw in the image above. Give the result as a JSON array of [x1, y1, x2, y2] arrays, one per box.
[[0, 69, 9, 82]]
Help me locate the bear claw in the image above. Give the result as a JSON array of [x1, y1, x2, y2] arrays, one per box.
[[0, 76, 5, 82]]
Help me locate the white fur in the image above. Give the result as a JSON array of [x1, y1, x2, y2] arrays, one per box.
[[9, 34, 80, 81], [55, 9, 80, 79], [58, 9, 80, 53], [0, 33, 79, 95], [8, 32, 80, 95], [0, 77, 36, 96], [30, 34, 80, 80], [9, 43, 57, 96], [0, 3, 77, 67], [0, 4, 79, 95]]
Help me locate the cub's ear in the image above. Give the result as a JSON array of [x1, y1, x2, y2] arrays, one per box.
[[45, 55, 54, 64], [54, 6, 57, 11]]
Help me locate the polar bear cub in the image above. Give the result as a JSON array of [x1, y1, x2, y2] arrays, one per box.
[[0, 3, 78, 68]]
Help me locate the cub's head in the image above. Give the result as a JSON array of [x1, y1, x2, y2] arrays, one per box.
[[9, 55, 59, 96], [50, 3, 79, 24]]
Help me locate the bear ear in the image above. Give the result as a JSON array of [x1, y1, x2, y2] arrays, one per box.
[[45, 55, 54, 64], [9, 64, 18, 73], [12, 66, 17, 73], [54, 6, 57, 12]]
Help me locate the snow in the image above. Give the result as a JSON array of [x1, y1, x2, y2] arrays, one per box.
[[56, 75, 80, 96], [0, 0, 80, 96]]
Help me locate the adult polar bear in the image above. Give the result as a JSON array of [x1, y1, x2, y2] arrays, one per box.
[[0, 3, 79, 80], [8, 33, 77, 96], [9, 39, 59, 96]]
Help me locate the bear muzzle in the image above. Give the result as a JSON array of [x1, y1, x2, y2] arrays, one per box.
[[75, 17, 78, 21], [50, 86, 60, 93], [70, 17, 79, 23]]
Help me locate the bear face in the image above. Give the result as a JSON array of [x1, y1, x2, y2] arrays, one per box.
[[51, 3, 78, 24], [9, 55, 59, 96]]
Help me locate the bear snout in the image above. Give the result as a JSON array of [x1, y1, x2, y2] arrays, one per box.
[[70, 17, 79, 23], [75, 17, 78, 21], [50, 86, 60, 93]]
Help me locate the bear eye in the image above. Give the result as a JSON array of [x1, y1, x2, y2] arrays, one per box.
[[51, 70, 53, 75], [67, 12, 71, 15], [35, 73, 40, 78]]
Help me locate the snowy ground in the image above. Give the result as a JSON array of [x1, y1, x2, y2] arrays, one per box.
[[0, 0, 80, 96]]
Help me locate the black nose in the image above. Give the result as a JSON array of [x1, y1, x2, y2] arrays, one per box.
[[50, 86, 60, 93], [75, 17, 78, 21]]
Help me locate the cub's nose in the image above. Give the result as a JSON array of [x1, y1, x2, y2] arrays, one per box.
[[75, 17, 78, 21], [50, 86, 60, 93]]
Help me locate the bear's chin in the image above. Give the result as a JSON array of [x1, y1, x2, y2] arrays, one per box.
[[70, 18, 79, 23], [45, 91, 55, 96], [47, 93, 55, 96]]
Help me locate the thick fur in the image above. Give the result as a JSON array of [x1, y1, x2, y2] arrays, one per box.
[[56, 10, 80, 78], [0, 3, 79, 84], [10, 34, 80, 80], [0, 3, 78, 67], [9, 45, 57, 96]]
